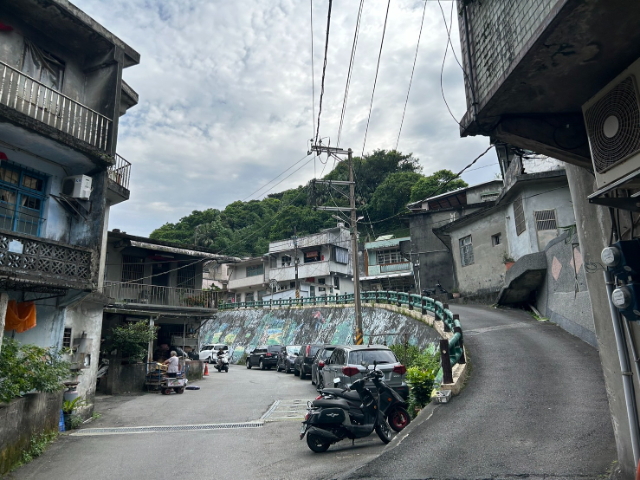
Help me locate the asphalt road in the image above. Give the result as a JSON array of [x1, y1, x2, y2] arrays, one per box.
[[7, 361, 391, 480], [339, 304, 617, 480]]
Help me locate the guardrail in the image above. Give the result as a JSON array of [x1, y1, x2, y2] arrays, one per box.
[[219, 289, 465, 383]]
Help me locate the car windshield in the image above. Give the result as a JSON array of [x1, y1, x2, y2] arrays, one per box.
[[320, 348, 335, 360], [309, 345, 321, 356], [287, 346, 300, 354], [201, 345, 215, 352], [348, 349, 397, 365], [267, 346, 281, 353]]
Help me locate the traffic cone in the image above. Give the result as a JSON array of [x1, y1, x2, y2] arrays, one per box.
[[204, 363, 209, 376]]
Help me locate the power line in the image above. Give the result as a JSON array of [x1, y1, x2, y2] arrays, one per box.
[[395, 0, 427, 151], [361, 0, 391, 157], [314, 0, 333, 144], [438, 0, 460, 126], [337, 0, 365, 147], [310, 0, 316, 140], [241, 153, 312, 202]]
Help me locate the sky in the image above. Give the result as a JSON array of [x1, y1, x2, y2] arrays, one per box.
[[73, 0, 499, 237]]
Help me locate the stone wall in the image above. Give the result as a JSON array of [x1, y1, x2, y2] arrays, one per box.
[[0, 391, 62, 475]]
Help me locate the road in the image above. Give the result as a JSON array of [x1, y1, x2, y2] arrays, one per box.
[[339, 304, 617, 479], [7, 362, 390, 480]]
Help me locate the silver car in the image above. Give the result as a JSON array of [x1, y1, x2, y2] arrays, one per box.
[[320, 345, 409, 399]]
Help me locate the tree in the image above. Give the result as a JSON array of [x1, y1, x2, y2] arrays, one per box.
[[409, 170, 468, 202], [369, 171, 423, 221]]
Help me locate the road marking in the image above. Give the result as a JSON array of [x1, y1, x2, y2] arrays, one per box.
[[70, 422, 264, 436], [465, 323, 533, 335], [262, 398, 312, 422]]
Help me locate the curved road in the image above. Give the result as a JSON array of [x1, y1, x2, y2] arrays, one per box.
[[341, 304, 616, 479]]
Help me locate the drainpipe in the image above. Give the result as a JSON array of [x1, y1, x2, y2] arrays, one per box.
[[604, 270, 640, 466]]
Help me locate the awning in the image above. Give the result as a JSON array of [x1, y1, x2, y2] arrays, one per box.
[[360, 272, 413, 281], [128, 240, 235, 261]]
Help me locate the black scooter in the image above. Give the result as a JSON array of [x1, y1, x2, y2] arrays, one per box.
[[300, 369, 392, 452], [318, 366, 411, 432]]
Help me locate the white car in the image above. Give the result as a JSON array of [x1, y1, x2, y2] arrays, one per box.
[[199, 344, 230, 364]]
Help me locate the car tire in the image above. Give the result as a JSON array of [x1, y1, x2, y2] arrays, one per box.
[[260, 360, 265, 370], [375, 419, 392, 444], [388, 407, 411, 432], [294, 367, 300, 376], [317, 375, 324, 390], [300, 367, 307, 380], [306, 433, 330, 453], [209, 356, 215, 364], [285, 362, 291, 373], [311, 372, 316, 385], [246, 360, 252, 369]]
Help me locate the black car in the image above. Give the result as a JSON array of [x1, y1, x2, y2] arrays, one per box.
[[246, 345, 282, 370], [294, 344, 322, 379], [277, 345, 301, 373], [311, 345, 337, 388]]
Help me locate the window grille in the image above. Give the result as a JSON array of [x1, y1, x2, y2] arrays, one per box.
[[376, 249, 402, 265], [534, 210, 558, 231], [177, 264, 196, 289], [514, 196, 526, 236], [459, 235, 474, 267], [246, 264, 264, 277], [62, 327, 72, 349], [121, 255, 145, 283], [281, 255, 291, 267], [0, 163, 47, 237]]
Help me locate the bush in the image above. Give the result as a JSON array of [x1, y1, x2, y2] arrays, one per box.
[[389, 344, 422, 368], [0, 339, 72, 403], [108, 321, 158, 362], [404, 344, 440, 415]]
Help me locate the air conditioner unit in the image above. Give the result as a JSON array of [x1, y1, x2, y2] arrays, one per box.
[[62, 175, 92, 200], [583, 57, 640, 189]]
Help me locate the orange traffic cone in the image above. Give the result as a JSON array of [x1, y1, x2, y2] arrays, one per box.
[[204, 363, 209, 376]]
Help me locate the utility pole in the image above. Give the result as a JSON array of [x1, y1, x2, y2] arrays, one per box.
[[293, 226, 299, 299], [310, 145, 363, 345]]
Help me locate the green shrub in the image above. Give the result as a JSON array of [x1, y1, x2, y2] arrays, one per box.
[[62, 396, 86, 414], [389, 343, 422, 368], [407, 366, 437, 412], [108, 321, 158, 362], [0, 339, 72, 403]]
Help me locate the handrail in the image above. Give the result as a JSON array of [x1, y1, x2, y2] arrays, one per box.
[[0, 60, 112, 151], [108, 154, 131, 190], [220, 289, 465, 384]]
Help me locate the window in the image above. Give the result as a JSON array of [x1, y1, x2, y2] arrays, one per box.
[[335, 247, 349, 265], [376, 249, 402, 265], [513, 196, 526, 236], [534, 210, 558, 231], [481, 192, 499, 202], [304, 250, 321, 263], [22, 41, 64, 91], [459, 235, 474, 267], [121, 255, 145, 284], [281, 255, 291, 267], [62, 327, 72, 349], [246, 264, 264, 277], [334, 276, 340, 290], [177, 264, 196, 289], [0, 163, 47, 236], [491, 233, 502, 246]]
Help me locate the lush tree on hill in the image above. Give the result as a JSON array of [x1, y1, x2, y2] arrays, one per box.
[[369, 171, 423, 221], [409, 169, 468, 203]]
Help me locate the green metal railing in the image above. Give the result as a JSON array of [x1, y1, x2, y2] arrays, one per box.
[[220, 290, 466, 384]]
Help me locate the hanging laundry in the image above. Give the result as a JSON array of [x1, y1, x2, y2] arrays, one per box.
[[4, 300, 36, 333]]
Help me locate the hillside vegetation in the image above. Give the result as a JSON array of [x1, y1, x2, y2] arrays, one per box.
[[150, 150, 467, 257]]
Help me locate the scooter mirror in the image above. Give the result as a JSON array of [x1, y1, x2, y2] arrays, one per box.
[[333, 378, 341, 386]]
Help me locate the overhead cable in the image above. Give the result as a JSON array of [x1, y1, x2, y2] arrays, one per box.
[[314, 0, 333, 145]]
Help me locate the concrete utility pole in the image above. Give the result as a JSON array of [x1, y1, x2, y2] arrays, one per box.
[[293, 226, 300, 299], [310, 145, 363, 345]]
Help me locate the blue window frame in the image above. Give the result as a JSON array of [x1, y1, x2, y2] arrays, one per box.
[[0, 163, 47, 237]]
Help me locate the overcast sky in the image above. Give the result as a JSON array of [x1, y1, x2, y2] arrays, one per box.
[[73, 0, 498, 237]]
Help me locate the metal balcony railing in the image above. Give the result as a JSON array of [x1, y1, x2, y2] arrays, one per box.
[[103, 281, 217, 309], [0, 230, 94, 287], [380, 262, 412, 273], [108, 154, 131, 190], [0, 60, 112, 152]]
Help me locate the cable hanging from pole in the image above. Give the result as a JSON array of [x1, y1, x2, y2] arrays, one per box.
[[314, 0, 332, 145]]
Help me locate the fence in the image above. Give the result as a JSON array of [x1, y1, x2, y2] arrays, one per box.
[[219, 289, 465, 384]]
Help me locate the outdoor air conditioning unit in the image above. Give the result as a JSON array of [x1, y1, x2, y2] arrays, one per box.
[[583, 57, 640, 189], [62, 175, 92, 200]]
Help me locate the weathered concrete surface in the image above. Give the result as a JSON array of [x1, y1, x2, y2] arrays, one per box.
[[497, 251, 547, 304], [204, 305, 442, 361]]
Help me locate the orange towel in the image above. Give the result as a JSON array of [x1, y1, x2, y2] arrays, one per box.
[[4, 300, 36, 333]]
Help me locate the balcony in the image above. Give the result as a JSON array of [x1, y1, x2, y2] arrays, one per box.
[[227, 274, 265, 291], [0, 230, 95, 290], [103, 281, 216, 310], [268, 261, 352, 282], [107, 154, 131, 204], [0, 60, 112, 155], [367, 262, 413, 276]]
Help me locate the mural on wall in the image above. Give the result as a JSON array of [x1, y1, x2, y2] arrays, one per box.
[[200, 306, 440, 363]]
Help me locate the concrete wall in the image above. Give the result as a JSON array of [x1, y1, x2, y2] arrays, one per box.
[[0, 391, 62, 475], [202, 306, 441, 362], [449, 208, 509, 297]]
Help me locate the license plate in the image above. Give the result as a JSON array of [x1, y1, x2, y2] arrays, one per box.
[[299, 423, 308, 439]]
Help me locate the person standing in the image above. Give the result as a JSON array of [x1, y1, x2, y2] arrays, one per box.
[[163, 351, 180, 378]]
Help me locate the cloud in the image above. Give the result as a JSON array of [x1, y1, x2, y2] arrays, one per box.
[[73, 0, 498, 236]]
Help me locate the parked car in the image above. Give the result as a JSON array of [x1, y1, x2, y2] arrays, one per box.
[[246, 345, 282, 370], [311, 345, 338, 388], [294, 344, 322, 379], [277, 345, 301, 373], [198, 344, 229, 364], [321, 345, 409, 399]]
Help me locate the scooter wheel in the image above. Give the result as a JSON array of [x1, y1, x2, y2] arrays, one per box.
[[161, 388, 170, 395], [388, 407, 411, 432], [375, 420, 392, 444], [306, 433, 330, 453], [175, 387, 185, 394], [225, 367, 229, 372]]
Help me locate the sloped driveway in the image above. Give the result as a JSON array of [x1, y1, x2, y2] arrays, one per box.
[[340, 304, 616, 479]]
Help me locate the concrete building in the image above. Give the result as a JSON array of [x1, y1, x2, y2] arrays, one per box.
[[360, 235, 414, 292], [456, 1, 640, 475], [226, 256, 268, 303], [407, 179, 503, 293], [0, 0, 139, 407], [102, 230, 239, 359]]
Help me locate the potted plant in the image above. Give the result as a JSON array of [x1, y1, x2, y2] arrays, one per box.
[[62, 396, 86, 430], [108, 321, 158, 364], [503, 252, 516, 270]]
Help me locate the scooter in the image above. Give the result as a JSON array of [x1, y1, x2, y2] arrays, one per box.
[[422, 282, 448, 297], [318, 365, 411, 432], [300, 368, 392, 453], [216, 352, 230, 372]]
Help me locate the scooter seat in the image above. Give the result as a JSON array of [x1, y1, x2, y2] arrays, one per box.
[[321, 388, 361, 402], [312, 398, 350, 410]]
